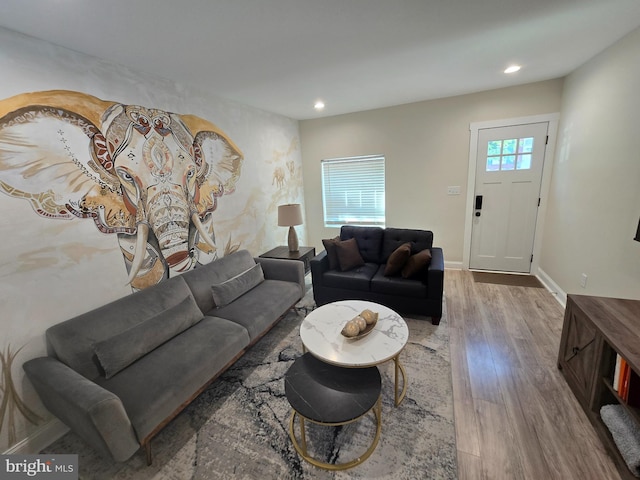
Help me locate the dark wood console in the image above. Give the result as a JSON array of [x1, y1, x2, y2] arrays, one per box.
[[558, 294, 640, 480]]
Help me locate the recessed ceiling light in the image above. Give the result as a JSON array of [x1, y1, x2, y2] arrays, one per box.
[[504, 65, 521, 74], [314, 100, 325, 111]]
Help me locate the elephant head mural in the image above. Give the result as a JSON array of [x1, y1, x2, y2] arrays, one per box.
[[0, 90, 243, 289]]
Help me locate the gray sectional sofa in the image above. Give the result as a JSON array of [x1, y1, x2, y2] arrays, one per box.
[[23, 250, 304, 464]]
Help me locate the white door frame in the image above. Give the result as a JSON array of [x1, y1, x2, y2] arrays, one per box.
[[463, 113, 560, 273]]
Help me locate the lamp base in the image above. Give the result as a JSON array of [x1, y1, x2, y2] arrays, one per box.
[[288, 226, 299, 252]]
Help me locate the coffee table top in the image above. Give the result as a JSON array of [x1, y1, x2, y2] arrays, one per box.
[[300, 300, 409, 367]]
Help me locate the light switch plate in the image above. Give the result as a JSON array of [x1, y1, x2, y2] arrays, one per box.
[[447, 186, 461, 195]]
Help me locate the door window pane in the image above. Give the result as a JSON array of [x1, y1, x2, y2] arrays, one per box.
[[518, 137, 534, 153], [487, 141, 502, 156], [486, 156, 500, 171], [501, 155, 515, 170], [485, 136, 534, 172], [517, 154, 532, 170], [503, 139, 517, 155]]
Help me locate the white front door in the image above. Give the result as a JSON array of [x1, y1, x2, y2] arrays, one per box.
[[469, 122, 548, 272]]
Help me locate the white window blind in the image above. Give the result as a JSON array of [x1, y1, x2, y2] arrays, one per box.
[[321, 155, 385, 227]]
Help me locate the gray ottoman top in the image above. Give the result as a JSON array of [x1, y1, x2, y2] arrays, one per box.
[[285, 353, 381, 424]]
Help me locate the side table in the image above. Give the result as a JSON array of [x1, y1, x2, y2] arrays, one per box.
[[259, 246, 315, 275]]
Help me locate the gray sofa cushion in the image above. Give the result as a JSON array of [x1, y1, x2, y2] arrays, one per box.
[[46, 276, 197, 381], [209, 279, 300, 341], [211, 263, 264, 307], [94, 294, 203, 379], [180, 250, 257, 314], [96, 316, 250, 442]]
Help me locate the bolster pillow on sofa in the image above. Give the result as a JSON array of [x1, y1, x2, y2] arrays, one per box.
[[211, 263, 264, 307], [93, 294, 204, 379]]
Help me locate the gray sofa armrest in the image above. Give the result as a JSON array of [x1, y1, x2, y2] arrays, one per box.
[[255, 256, 305, 299], [23, 356, 140, 462]]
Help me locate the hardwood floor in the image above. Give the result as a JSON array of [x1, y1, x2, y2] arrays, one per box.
[[447, 269, 621, 480]]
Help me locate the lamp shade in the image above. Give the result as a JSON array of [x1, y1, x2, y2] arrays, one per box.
[[278, 204, 303, 226]]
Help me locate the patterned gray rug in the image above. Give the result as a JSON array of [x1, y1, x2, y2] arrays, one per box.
[[44, 292, 457, 479]]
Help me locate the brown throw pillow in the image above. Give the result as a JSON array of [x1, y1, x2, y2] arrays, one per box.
[[384, 242, 412, 276], [401, 248, 432, 278], [322, 236, 341, 270], [335, 238, 365, 271]]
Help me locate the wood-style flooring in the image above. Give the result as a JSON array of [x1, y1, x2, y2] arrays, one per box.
[[447, 269, 621, 480]]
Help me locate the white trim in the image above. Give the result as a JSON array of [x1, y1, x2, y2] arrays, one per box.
[[536, 267, 567, 308], [3, 418, 69, 455], [463, 113, 560, 272], [445, 260, 463, 270]]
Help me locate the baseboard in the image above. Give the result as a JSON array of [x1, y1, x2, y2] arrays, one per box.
[[445, 260, 463, 270], [3, 418, 69, 455], [536, 268, 567, 308]]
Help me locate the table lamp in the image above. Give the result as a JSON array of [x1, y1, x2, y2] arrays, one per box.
[[278, 204, 303, 252]]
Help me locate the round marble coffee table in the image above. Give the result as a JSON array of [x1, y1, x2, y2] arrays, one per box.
[[300, 299, 409, 406]]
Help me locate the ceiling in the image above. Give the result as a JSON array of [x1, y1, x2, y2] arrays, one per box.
[[1, 0, 640, 120]]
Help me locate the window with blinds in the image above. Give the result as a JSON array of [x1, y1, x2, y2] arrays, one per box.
[[321, 155, 385, 227]]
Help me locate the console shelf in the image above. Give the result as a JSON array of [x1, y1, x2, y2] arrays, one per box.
[[558, 294, 640, 480]]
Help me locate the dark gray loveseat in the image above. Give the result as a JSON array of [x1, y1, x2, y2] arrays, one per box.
[[310, 226, 444, 325], [23, 249, 304, 464]]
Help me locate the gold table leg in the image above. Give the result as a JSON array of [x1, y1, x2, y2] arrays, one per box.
[[287, 397, 382, 471], [393, 354, 408, 406]]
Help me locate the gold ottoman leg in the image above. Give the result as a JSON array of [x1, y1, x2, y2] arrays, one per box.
[[287, 400, 382, 471]]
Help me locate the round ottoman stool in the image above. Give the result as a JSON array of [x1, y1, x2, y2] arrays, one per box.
[[284, 352, 382, 470]]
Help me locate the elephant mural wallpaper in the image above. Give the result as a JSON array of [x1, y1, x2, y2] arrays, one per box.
[[0, 90, 243, 290]]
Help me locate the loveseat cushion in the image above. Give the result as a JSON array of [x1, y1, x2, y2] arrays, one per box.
[[321, 236, 340, 270], [371, 266, 428, 298], [94, 294, 204, 379], [96, 316, 250, 442], [384, 242, 411, 276], [340, 226, 384, 263], [335, 238, 365, 271], [322, 263, 378, 291], [211, 263, 264, 307], [402, 248, 432, 278], [381, 228, 433, 263]]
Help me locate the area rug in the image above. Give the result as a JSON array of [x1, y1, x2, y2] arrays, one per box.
[[472, 271, 543, 288], [43, 291, 457, 479]]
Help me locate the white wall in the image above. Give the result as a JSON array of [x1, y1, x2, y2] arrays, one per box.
[[0, 27, 304, 452], [540, 27, 640, 298], [300, 80, 564, 263]]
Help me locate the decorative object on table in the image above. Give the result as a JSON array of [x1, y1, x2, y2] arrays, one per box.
[[340, 309, 379, 339], [278, 203, 303, 252]]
